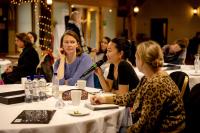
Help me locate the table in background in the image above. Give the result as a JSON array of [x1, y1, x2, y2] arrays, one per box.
[[134, 65, 200, 89], [0, 84, 126, 133], [0, 59, 11, 73]]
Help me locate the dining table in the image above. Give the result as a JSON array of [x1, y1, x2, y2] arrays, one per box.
[[134, 65, 200, 89], [0, 84, 126, 133]]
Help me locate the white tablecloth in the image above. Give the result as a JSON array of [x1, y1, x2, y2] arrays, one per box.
[[134, 65, 200, 89], [0, 59, 11, 73], [0, 85, 126, 133]]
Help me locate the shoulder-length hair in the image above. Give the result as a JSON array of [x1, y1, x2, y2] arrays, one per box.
[[60, 30, 83, 57], [16, 33, 33, 47]]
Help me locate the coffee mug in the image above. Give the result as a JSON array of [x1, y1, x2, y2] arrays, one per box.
[[75, 80, 86, 89], [71, 90, 82, 106]]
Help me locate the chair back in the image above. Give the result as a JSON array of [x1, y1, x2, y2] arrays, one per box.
[[188, 83, 200, 132]]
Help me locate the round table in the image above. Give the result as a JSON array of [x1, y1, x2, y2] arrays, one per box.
[[134, 65, 200, 89], [0, 84, 126, 133]]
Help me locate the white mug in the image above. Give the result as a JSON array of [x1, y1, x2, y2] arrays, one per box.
[[75, 80, 86, 89], [71, 90, 82, 106]]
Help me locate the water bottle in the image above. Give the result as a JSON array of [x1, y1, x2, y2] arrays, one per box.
[[52, 73, 59, 98], [39, 75, 47, 101], [194, 54, 199, 73], [32, 75, 40, 102], [24, 76, 33, 103]]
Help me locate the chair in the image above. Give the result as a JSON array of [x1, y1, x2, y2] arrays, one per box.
[[169, 71, 190, 132], [169, 71, 190, 99], [188, 83, 200, 133]]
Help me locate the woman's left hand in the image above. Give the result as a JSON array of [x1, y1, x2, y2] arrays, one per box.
[[90, 95, 105, 105]]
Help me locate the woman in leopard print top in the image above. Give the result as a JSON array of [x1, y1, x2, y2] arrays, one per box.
[[91, 41, 185, 133]]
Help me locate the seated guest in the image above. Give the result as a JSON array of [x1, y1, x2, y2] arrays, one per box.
[[95, 38, 139, 95], [93, 36, 111, 88], [37, 45, 54, 82], [163, 39, 188, 64], [2, 33, 39, 84], [27, 31, 41, 58], [91, 41, 185, 133], [54, 30, 94, 87]]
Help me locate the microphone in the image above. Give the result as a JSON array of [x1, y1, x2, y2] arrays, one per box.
[[80, 60, 105, 79]]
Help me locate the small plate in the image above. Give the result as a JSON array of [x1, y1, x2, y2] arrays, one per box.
[[67, 108, 91, 116]]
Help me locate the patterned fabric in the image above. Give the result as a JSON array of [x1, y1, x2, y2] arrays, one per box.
[[62, 90, 88, 100], [113, 71, 185, 133]]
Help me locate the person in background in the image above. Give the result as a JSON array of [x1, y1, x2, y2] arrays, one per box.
[[91, 40, 185, 133], [54, 30, 94, 87], [36, 45, 54, 82], [95, 38, 139, 95], [65, 11, 89, 53], [186, 32, 200, 64], [27, 31, 41, 59], [1, 33, 39, 84], [163, 38, 188, 64], [92, 37, 111, 88]]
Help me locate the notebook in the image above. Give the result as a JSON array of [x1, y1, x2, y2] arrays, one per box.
[[85, 103, 119, 111]]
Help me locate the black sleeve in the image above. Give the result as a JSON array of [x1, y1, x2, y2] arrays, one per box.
[[118, 61, 133, 85], [107, 64, 114, 80]]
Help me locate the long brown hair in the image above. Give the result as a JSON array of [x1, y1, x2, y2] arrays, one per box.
[[60, 30, 83, 56]]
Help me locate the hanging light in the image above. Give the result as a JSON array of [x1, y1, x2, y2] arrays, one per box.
[[47, 0, 52, 5], [193, 8, 198, 15], [133, 6, 139, 13]]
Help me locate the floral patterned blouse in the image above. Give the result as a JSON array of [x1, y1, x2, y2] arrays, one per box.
[[113, 71, 185, 133]]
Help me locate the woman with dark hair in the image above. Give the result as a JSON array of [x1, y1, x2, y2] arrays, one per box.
[[95, 38, 139, 94], [96, 37, 111, 62], [27, 32, 37, 44], [1, 33, 39, 84], [54, 30, 94, 87], [93, 37, 111, 88], [27, 31, 41, 59]]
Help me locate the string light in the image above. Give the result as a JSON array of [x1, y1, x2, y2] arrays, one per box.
[[11, 0, 52, 50]]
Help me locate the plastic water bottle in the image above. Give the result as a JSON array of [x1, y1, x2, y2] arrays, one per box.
[[39, 75, 47, 101], [52, 73, 59, 98], [32, 75, 40, 102], [194, 54, 199, 73], [24, 76, 33, 103]]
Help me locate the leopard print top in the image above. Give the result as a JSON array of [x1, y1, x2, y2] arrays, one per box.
[[113, 71, 185, 133]]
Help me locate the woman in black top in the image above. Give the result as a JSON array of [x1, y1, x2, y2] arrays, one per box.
[[2, 33, 39, 84], [95, 38, 139, 94]]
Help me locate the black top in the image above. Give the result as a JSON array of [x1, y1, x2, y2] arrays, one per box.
[[2, 46, 39, 84], [107, 61, 139, 91], [65, 22, 81, 39]]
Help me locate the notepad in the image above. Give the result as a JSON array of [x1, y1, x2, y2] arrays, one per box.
[[85, 103, 119, 111]]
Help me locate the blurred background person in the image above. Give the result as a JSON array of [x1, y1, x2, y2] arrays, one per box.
[[186, 32, 200, 64], [163, 38, 188, 64], [54, 30, 94, 87], [92, 36, 111, 88], [37, 45, 54, 82], [65, 11, 89, 53], [1, 33, 39, 84], [95, 38, 139, 95], [27, 31, 41, 59]]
